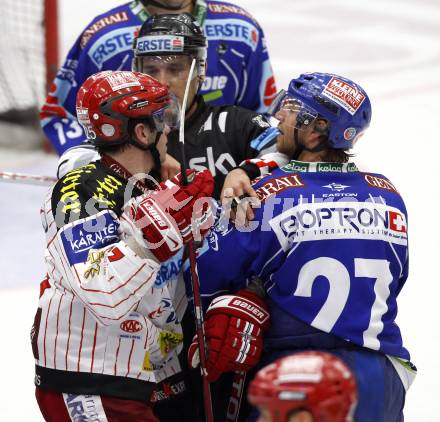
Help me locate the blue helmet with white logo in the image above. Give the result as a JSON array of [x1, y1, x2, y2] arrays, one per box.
[[270, 73, 372, 149]]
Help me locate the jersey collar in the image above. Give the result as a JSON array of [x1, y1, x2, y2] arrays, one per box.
[[281, 160, 359, 173], [100, 154, 153, 193]]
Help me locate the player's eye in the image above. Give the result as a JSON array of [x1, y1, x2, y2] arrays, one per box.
[[166, 64, 187, 77], [315, 118, 329, 130], [142, 66, 160, 77]]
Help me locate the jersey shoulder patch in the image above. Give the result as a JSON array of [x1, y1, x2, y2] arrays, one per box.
[[79, 7, 132, 50]]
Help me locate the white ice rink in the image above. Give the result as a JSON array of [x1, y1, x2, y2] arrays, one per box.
[[1, 0, 439, 420]]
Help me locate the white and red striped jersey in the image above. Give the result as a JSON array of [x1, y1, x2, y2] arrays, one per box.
[[32, 160, 188, 401]]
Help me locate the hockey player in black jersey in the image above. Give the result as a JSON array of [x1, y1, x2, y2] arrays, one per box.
[[59, 13, 287, 199]]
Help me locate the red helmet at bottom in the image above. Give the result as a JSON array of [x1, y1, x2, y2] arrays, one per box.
[[248, 351, 357, 422]]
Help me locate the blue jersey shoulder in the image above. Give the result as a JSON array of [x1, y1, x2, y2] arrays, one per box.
[[79, 2, 138, 51], [207, 1, 261, 26]]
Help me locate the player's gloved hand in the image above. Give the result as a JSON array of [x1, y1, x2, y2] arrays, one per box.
[[188, 290, 270, 382], [158, 169, 215, 240], [129, 169, 214, 262]]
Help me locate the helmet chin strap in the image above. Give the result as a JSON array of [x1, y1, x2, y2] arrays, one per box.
[[140, 0, 194, 11], [130, 131, 163, 177]]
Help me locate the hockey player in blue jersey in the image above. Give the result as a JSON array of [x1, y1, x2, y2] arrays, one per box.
[[40, 0, 277, 155], [186, 72, 417, 421]]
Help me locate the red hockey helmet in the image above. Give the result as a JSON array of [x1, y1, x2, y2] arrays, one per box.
[[76, 70, 178, 147], [248, 351, 357, 422]]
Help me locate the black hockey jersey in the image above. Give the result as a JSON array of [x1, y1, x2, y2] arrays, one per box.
[[167, 98, 283, 197]]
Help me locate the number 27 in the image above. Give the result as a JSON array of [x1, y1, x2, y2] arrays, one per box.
[[295, 257, 393, 350]]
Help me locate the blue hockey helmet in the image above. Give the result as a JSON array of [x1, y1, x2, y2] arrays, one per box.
[[269, 73, 372, 149]]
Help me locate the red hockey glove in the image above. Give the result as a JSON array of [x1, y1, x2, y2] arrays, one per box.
[[188, 290, 270, 382], [132, 169, 214, 262], [157, 169, 215, 241]]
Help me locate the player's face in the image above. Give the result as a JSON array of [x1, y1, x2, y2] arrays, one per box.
[[136, 55, 198, 111], [287, 409, 314, 422], [275, 108, 299, 156], [156, 125, 170, 163], [276, 108, 329, 157], [256, 406, 272, 422], [256, 406, 315, 422]]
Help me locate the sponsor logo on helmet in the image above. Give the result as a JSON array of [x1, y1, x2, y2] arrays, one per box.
[[205, 19, 259, 51], [76, 107, 90, 121], [120, 319, 143, 333], [344, 127, 357, 141], [76, 108, 94, 139], [106, 71, 141, 91], [135, 35, 185, 54], [322, 77, 366, 116]]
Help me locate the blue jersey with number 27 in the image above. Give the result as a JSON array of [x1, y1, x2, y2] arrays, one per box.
[[192, 160, 410, 360]]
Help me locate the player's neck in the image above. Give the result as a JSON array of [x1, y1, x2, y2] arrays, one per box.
[[108, 147, 154, 178], [297, 150, 326, 162], [145, 3, 194, 15]]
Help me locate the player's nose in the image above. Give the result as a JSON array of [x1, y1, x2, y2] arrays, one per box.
[[156, 69, 170, 86]]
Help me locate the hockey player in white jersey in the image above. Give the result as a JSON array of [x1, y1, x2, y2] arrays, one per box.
[[31, 70, 214, 421]]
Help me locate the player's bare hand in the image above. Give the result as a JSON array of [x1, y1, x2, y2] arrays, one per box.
[[160, 153, 181, 181], [221, 168, 260, 224]]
